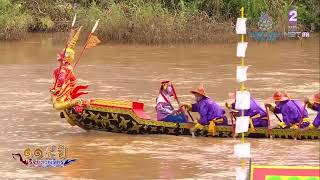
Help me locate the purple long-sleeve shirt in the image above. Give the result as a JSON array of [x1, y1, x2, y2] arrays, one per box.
[[232, 97, 268, 127], [310, 103, 320, 128], [274, 100, 309, 127], [191, 97, 226, 125]]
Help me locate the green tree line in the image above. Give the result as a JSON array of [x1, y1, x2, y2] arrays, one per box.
[[0, 0, 319, 43]]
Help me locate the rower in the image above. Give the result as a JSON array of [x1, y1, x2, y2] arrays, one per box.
[[265, 91, 310, 129], [301, 92, 320, 130], [180, 85, 227, 133], [155, 80, 187, 123], [226, 92, 268, 131]]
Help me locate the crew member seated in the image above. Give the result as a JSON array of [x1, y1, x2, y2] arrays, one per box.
[[265, 91, 310, 129], [155, 80, 187, 123], [226, 92, 268, 131], [181, 85, 227, 132]]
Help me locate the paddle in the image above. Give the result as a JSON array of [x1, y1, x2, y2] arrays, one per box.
[[62, 20, 100, 83], [298, 102, 307, 128], [273, 111, 283, 123], [73, 19, 100, 70], [171, 84, 194, 122], [295, 102, 308, 139], [225, 103, 236, 136], [264, 104, 272, 138]]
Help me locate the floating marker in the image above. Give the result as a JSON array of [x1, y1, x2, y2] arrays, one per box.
[[235, 91, 251, 110], [236, 18, 247, 34], [236, 42, 248, 58], [235, 116, 250, 133], [234, 143, 251, 158], [236, 66, 248, 82], [235, 167, 249, 180]]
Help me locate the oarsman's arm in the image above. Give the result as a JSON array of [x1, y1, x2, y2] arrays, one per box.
[[306, 100, 316, 111], [180, 103, 193, 112], [181, 103, 200, 113], [266, 103, 280, 113], [250, 113, 261, 119], [225, 102, 239, 116]]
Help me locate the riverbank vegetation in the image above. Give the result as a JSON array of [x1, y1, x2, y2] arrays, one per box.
[[1, 0, 319, 43]]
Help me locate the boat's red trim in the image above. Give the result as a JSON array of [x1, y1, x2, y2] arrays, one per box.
[[133, 102, 151, 119]]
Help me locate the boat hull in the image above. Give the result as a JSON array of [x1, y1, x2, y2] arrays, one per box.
[[61, 99, 320, 140]]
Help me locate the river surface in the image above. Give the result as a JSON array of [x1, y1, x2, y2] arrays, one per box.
[[0, 33, 319, 180]]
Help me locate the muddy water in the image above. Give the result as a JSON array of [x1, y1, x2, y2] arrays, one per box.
[[0, 33, 319, 179]]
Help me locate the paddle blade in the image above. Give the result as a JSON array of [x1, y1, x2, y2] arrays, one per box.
[[85, 35, 101, 49]]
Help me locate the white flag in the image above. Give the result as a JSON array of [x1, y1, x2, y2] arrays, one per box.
[[235, 116, 250, 133], [236, 66, 248, 82], [235, 167, 249, 180], [236, 18, 247, 34], [235, 91, 251, 110], [234, 143, 251, 158], [236, 42, 248, 58]]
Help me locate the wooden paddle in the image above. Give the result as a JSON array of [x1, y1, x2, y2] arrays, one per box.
[[264, 104, 272, 138], [171, 84, 195, 137], [171, 84, 194, 122], [225, 103, 236, 137], [73, 19, 100, 69], [295, 102, 308, 139], [298, 102, 307, 128], [273, 111, 283, 123]]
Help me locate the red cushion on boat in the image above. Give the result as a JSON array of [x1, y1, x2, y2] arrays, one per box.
[[132, 102, 151, 120]]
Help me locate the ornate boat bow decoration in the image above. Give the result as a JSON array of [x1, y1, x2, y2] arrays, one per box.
[[50, 17, 100, 112]]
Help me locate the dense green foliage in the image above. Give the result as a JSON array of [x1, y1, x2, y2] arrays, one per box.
[[0, 0, 32, 39], [1, 0, 319, 42]]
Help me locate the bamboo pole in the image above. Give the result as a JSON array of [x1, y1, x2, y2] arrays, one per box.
[[240, 6, 246, 169]]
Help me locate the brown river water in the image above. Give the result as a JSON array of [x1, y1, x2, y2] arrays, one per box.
[[0, 33, 319, 179]]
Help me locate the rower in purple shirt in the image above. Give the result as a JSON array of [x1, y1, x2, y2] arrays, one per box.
[[181, 85, 227, 129], [301, 92, 320, 130], [226, 92, 268, 129], [265, 91, 310, 129]]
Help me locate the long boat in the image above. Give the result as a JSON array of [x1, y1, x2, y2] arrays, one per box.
[[51, 21, 319, 140], [58, 98, 320, 140]]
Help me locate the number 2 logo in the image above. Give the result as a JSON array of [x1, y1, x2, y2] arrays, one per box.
[[289, 10, 297, 22]]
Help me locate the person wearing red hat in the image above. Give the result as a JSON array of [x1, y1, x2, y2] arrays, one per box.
[[302, 92, 320, 130], [265, 91, 310, 129], [180, 85, 227, 130], [155, 80, 187, 123]]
